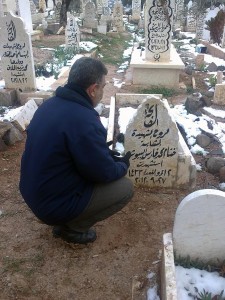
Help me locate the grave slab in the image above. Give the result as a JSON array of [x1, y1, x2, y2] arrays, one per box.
[[213, 83, 225, 105], [11, 98, 38, 131]]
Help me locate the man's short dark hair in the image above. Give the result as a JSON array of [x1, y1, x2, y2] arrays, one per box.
[[68, 57, 108, 90]]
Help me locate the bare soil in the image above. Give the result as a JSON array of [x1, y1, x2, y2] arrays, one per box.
[[0, 35, 223, 300]]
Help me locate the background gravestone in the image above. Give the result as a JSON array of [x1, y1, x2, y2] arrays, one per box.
[[112, 0, 124, 32], [65, 13, 80, 51], [0, 12, 36, 91], [18, 0, 33, 33], [83, 1, 97, 28], [124, 96, 179, 187], [173, 189, 225, 264], [132, 0, 141, 22], [145, 0, 175, 62]]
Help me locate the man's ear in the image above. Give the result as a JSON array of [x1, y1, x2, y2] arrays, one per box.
[[86, 83, 97, 99]]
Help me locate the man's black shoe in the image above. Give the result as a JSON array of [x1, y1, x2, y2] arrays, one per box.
[[52, 226, 97, 244]]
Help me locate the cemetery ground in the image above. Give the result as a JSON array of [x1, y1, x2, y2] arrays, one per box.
[[0, 34, 224, 300]]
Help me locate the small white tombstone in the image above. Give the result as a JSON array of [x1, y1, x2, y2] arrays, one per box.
[[124, 96, 179, 187], [0, 12, 36, 91], [145, 0, 175, 62], [66, 13, 80, 50], [217, 71, 223, 84], [112, 0, 124, 32], [173, 189, 225, 264]]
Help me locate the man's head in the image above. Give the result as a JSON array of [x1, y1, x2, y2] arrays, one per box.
[[68, 57, 108, 107]]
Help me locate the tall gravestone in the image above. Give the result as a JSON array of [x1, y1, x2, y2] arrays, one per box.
[[124, 96, 179, 187], [112, 0, 124, 32], [196, 13, 205, 40], [65, 12, 80, 51], [222, 25, 225, 48], [173, 0, 184, 30], [0, 12, 36, 91], [145, 0, 175, 62], [186, 2, 196, 33], [83, 1, 97, 29], [17, 0, 33, 33], [132, 0, 141, 22], [54, 0, 62, 21], [173, 189, 225, 264]]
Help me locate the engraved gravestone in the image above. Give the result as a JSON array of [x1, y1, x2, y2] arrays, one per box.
[[65, 13, 80, 50], [83, 1, 97, 28], [112, 0, 124, 32], [173, 189, 225, 264], [174, 0, 184, 30], [145, 0, 175, 62], [196, 13, 205, 40], [0, 12, 36, 91], [124, 96, 179, 187], [132, 0, 141, 21]]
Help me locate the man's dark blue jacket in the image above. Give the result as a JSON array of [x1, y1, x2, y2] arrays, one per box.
[[19, 84, 128, 225]]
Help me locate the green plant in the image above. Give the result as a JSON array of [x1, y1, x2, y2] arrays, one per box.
[[186, 86, 195, 94], [209, 74, 217, 87], [196, 289, 224, 300], [199, 63, 207, 72], [138, 86, 176, 97]]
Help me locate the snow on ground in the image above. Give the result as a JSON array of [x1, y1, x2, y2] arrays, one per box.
[[176, 266, 225, 300]]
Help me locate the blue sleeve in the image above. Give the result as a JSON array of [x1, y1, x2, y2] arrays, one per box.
[[66, 117, 128, 183]]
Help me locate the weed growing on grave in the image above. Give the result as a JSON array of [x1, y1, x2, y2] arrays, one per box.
[[209, 74, 217, 87], [196, 289, 224, 300], [138, 86, 177, 98], [174, 253, 225, 277]]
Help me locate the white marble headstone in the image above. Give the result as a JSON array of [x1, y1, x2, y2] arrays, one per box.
[[66, 13, 80, 50], [145, 0, 175, 62], [18, 0, 33, 33], [124, 96, 179, 187], [173, 189, 225, 264], [0, 12, 36, 91]]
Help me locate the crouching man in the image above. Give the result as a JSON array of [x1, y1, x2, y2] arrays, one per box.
[[19, 57, 134, 244]]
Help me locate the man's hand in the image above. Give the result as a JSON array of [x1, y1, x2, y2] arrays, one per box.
[[120, 151, 132, 168], [107, 141, 121, 161]]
